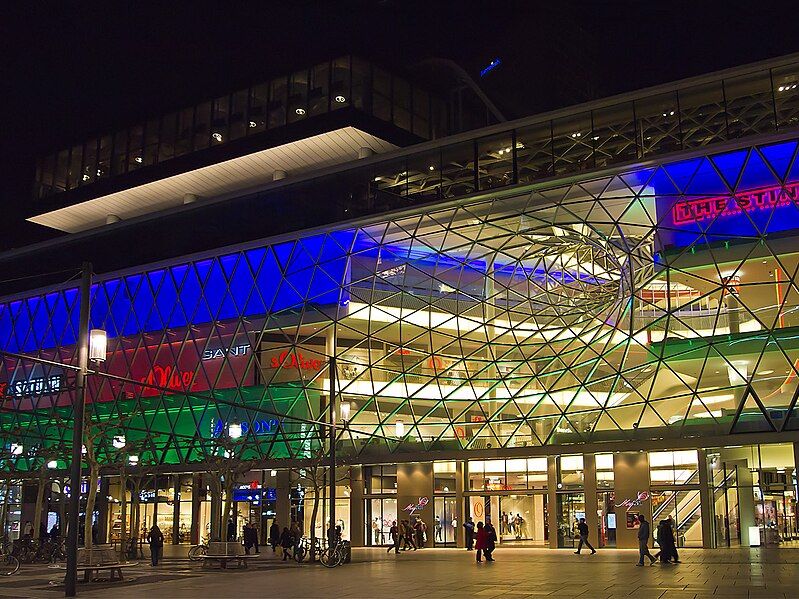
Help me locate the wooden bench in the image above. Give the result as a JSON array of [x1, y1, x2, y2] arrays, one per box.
[[201, 542, 257, 569]]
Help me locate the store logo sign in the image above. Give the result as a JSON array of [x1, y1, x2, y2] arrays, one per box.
[[1, 375, 64, 397], [210, 418, 279, 438], [202, 344, 251, 361], [672, 183, 799, 225], [269, 351, 323, 371], [618, 490, 650, 511], [139, 365, 195, 392], [402, 496, 429, 515]]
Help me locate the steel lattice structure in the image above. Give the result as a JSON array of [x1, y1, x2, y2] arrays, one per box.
[[4, 134, 799, 471]]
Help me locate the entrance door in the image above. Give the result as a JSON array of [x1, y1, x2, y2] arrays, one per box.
[[433, 497, 456, 546]]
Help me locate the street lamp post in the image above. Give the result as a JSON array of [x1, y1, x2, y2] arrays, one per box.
[[328, 356, 336, 547], [65, 262, 92, 598]]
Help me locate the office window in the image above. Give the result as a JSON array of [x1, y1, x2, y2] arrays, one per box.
[[248, 83, 268, 133], [308, 62, 330, 117], [127, 125, 144, 171], [229, 89, 248, 140], [211, 95, 229, 144], [331, 56, 351, 110]]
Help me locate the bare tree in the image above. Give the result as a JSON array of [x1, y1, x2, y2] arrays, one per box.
[[202, 437, 255, 542], [291, 447, 350, 561]]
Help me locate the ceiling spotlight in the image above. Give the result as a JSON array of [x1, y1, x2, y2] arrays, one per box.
[[82, 174, 90, 181], [295, 107, 306, 115], [212, 132, 223, 142], [428, 165, 435, 171], [134, 156, 143, 163], [248, 121, 258, 128], [334, 95, 347, 103]]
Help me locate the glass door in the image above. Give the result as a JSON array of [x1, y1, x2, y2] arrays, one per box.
[[433, 497, 456, 545], [556, 492, 585, 548]]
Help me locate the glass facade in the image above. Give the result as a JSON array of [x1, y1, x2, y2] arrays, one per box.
[[34, 56, 447, 200], [8, 55, 799, 552]]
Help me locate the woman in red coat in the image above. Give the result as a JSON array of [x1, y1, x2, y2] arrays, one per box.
[[475, 521, 489, 563]]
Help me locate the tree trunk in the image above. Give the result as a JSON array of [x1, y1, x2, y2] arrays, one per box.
[[84, 463, 99, 549], [309, 486, 320, 561], [131, 477, 142, 557], [222, 476, 234, 541], [208, 477, 221, 541], [33, 468, 47, 540], [0, 478, 10, 537], [119, 471, 128, 561]]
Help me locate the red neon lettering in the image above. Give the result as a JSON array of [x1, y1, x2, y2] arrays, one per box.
[[671, 183, 799, 225], [140, 365, 195, 394], [268, 351, 322, 371]]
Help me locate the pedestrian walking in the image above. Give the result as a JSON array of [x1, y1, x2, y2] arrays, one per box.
[[147, 524, 164, 566], [414, 517, 426, 548], [574, 517, 596, 555], [243, 522, 258, 555], [636, 514, 656, 566], [475, 522, 491, 563], [227, 518, 236, 542], [290, 519, 302, 558], [463, 517, 475, 550], [280, 527, 294, 561], [401, 520, 417, 551], [484, 517, 497, 561], [269, 521, 280, 553], [388, 520, 400, 554], [655, 517, 679, 563]]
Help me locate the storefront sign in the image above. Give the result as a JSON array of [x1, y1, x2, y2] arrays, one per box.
[[402, 496, 429, 515], [139, 365, 195, 393], [269, 351, 323, 371], [210, 418, 279, 438], [1, 375, 64, 397], [618, 490, 650, 511], [671, 183, 799, 225], [202, 343, 251, 361]]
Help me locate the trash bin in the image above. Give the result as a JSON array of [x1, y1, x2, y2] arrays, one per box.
[[342, 540, 351, 563]]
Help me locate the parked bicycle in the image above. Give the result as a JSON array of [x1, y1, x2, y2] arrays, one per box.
[[319, 539, 348, 568], [188, 536, 210, 561], [293, 536, 322, 563], [0, 537, 20, 576]]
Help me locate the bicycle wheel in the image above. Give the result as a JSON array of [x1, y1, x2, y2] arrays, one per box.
[[319, 547, 336, 568], [0, 555, 20, 576], [188, 545, 207, 561]]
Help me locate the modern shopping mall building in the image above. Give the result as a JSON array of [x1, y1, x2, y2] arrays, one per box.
[[2, 54, 799, 552]]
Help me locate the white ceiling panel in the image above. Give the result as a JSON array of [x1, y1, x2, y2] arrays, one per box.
[[30, 127, 395, 233]]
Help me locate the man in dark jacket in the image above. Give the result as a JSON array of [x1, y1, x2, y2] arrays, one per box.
[[574, 517, 596, 555], [484, 517, 497, 561], [269, 521, 281, 552], [636, 514, 656, 566], [463, 517, 475, 550], [388, 520, 400, 554]]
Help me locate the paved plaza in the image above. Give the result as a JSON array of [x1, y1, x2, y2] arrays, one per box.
[[2, 546, 799, 599]]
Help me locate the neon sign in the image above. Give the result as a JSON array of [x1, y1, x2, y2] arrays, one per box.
[[210, 418, 279, 438], [402, 496, 430, 515], [0, 375, 63, 397], [269, 351, 323, 371], [618, 490, 650, 511], [672, 183, 799, 225], [139, 365, 195, 394]]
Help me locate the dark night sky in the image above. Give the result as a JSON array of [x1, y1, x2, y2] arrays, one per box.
[[2, 0, 796, 251]]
